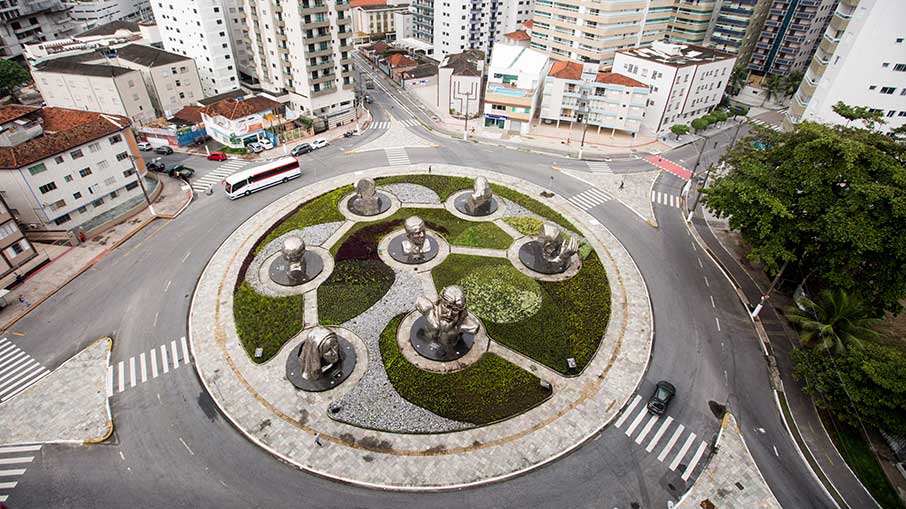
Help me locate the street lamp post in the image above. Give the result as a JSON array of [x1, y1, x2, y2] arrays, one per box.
[[577, 107, 589, 160]]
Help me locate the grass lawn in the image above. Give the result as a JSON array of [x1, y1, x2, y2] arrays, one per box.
[[821, 412, 906, 509], [432, 253, 610, 375], [503, 215, 544, 237], [233, 281, 305, 363], [256, 185, 352, 253], [379, 314, 551, 424]]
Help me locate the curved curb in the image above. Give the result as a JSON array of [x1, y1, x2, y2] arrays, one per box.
[[84, 336, 115, 445]]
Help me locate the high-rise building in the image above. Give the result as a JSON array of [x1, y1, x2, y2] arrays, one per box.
[[65, 0, 153, 31], [706, 0, 771, 65], [411, 0, 433, 43], [529, 0, 675, 70], [785, 0, 906, 134], [665, 0, 720, 45], [432, 0, 533, 60], [748, 0, 837, 79], [244, 0, 356, 127], [150, 0, 241, 96], [0, 0, 79, 60]]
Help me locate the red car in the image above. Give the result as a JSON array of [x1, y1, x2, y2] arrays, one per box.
[[207, 151, 228, 161]]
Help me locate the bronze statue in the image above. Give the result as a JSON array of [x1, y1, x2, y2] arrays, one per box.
[[539, 223, 579, 267], [298, 326, 341, 380], [350, 178, 380, 215], [465, 176, 493, 214], [401, 216, 428, 257], [415, 286, 480, 348], [282, 236, 307, 283]]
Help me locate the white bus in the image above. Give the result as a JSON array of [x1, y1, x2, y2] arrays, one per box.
[[224, 156, 301, 199]]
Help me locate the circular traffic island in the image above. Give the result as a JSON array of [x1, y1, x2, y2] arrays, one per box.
[[189, 166, 653, 490]]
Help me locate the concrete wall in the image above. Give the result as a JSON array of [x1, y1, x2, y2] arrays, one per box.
[[33, 68, 155, 124]]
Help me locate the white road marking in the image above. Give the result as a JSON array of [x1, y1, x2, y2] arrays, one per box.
[[682, 441, 708, 481], [179, 437, 195, 456], [0, 359, 35, 386], [710, 295, 715, 308], [171, 340, 179, 369], [182, 251, 191, 263], [0, 469, 26, 476], [669, 432, 697, 471], [773, 445, 780, 457], [0, 445, 41, 454], [181, 337, 189, 363], [153, 312, 158, 327], [704, 276, 710, 287], [715, 317, 721, 332], [646, 416, 674, 452], [140, 352, 147, 383], [117, 360, 125, 393], [0, 368, 48, 400], [634, 415, 660, 445], [129, 356, 136, 387], [658, 424, 685, 462], [698, 257, 703, 268], [0, 481, 17, 489], [151, 350, 159, 378], [119, 451, 125, 461], [614, 395, 642, 428], [0, 457, 33, 465], [164, 280, 171, 293], [160, 345, 169, 374], [106, 366, 113, 396], [624, 406, 649, 436]]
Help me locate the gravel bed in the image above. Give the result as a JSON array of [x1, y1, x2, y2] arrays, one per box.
[[379, 183, 440, 204], [330, 270, 471, 433], [245, 222, 344, 295]]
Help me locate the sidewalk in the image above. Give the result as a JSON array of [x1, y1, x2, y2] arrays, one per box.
[[691, 207, 878, 509], [0, 176, 192, 332]]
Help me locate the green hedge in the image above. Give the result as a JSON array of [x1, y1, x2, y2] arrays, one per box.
[[379, 314, 551, 424], [432, 254, 610, 375], [319, 259, 395, 325], [504, 216, 544, 237], [233, 281, 305, 363], [257, 185, 352, 253]]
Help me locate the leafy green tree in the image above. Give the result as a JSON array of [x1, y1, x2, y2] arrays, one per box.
[[712, 110, 729, 124], [703, 121, 906, 313], [784, 72, 804, 101], [731, 104, 750, 119], [727, 65, 748, 96], [0, 59, 30, 97], [831, 101, 885, 129], [793, 342, 906, 435], [690, 118, 709, 132], [702, 114, 717, 126], [761, 75, 784, 106], [786, 290, 881, 354], [670, 124, 689, 140]]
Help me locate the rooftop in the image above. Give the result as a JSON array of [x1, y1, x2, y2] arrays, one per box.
[[171, 105, 204, 125], [197, 89, 246, 106], [548, 60, 583, 80], [0, 105, 40, 126], [441, 49, 484, 76], [114, 44, 191, 67], [402, 63, 438, 80], [35, 59, 135, 78], [76, 20, 141, 38], [595, 72, 647, 88], [350, 0, 385, 6], [618, 41, 734, 67], [0, 107, 130, 170], [503, 30, 531, 42], [201, 96, 282, 121], [523, 20, 533, 30], [387, 53, 417, 68], [489, 45, 548, 75]]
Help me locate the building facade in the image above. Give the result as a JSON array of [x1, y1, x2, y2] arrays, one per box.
[[665, 0, 720, 45], [0, 194, 47, 290], [394, 8, 415, 41], [705, 0, 770, 65], [106, 44, 205, 118], [199, 95, 283, 148], [748, 0, 837, 79], [0, 0, 79, 60], [0, 105, 150, 234], [786, 0, 906, 134], [23, 20, 149, 66], [433, 0, 533, 61], [244, 0, 356, 127], [483, 45, 549, 134], [614, 41, 736, 133], [65, 0, 153, 31], [351, 0, 410, 44], [411, 0, 433, 43], [150, 0, 241, 96], [540, 61, 650, 135]]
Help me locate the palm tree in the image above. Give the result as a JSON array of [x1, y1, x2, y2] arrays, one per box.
[[761, 75, 785, 106], [786, 290, 881, 355], [784, 72, 804, 101], [727, 66, 748, 96]]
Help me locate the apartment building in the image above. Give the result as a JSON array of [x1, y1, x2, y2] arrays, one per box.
[[705, 0, 770, 65], [614, 41, 736, 133], [0, 194, 48, 290], [106, 44, 205, 118], [786, 0, 906, 134], [244, 0, 356, 128], [351, 0, 410, 44], [529, 0, 674, 70], [483, 45, 549, 134], [748, 0, 837, 79], [0, 0, 79, 59], [0, 105, 150, 234], [32, 59, 156, 123], [200, 95, 283, 148], [65, 0, 153, 31], [433, 0, 534, 60], [394, 8, 415, 41], [23, 20, 151, 65], [411, 0, 433, 43], [666, 0, 720, 45], [221, 0, 255, 83], [540, 61, 650, 135], [150, 0, 241, 96]]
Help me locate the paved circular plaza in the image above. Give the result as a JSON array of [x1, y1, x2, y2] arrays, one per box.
[[188, 164, 653, 490]]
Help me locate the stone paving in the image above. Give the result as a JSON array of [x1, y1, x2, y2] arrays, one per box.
[[188, 164, 653, 489], [676, 413, 781, 509], [0, 338, 110, 445], [561, 167, 660, 227], [350, 119, 437, 153]]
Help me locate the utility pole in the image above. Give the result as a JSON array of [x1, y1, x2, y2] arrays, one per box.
[[751, 260, 789, 319], [577, 109, 589, 160]]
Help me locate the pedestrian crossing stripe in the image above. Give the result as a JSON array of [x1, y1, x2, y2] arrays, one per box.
[[568, 188, 612, 211], [0, 443, 40, 503], [371, 119, 419, 129], [385, 148, 410, 166], [613, 393, 710, 481], [586, 161, 611, 173], [749, 119, 782, 132], [107, 337, 190, 396], [191, 162, 249, 192], [0, 338, 49, 402], [651, 191, 681, 208]]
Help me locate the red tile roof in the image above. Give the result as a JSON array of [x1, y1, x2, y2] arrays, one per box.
[[595, 72, 647, 88], [504, 30, 531, 41], [201, 96, 281, 121], [0, 105, 38, 126], [523, 20, 533, 29], [350, 0, 385, 6], [387, 53, 417, 68], [548, 60, 583, 80], [0, 107, 130, 170], [172, 105, 204, 124]]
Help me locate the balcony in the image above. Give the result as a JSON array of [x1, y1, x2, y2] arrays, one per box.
[[835, 4, 856, 19], [800, 0, 820, 6], [793, 11, 816, 20]]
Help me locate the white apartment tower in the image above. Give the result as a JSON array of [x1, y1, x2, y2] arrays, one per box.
[[786, 0, 906, 134], [150, 0, 241, 96], [244, 0, 356, 127], [433, 0, 534, 60]]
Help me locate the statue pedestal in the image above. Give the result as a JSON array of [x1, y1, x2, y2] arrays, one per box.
[[387, 233, 439, 264], [347, 192, 393, 216], [285, 335, 357, 392], [453, 193, 499, 217], [517, 240, 571, 275], [408, 316, 475, 361], [268, 250, 324, 286]]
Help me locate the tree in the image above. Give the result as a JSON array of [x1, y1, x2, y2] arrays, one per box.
[[727, 65, 748, 96], [690, 118, 709, 132], [712, 110, 729, 125], [792, 342, 906, 435], [784, 72, 804, 102], [670, 124, 689, 140], [703, 121, 906, 314], [0, 59, 30, 97], [702, 114, 717, 127], [786, 290, 881, 354], [761, 75, 784, 106], [831, 101, 885, 129], [731, 104, 750, 120]]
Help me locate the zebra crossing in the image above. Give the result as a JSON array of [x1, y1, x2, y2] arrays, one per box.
[[614, 394, 710, 482], [0, 443, 41, 503], [106, 337, 190, 396], [191, 159, 249, 193], [586, 160, 612, 173], [0, 337, 50, 403], [371, 119, 419, 129], [748, 118, 783, 132], [385, 148, 410, 166], [651, 190, 682, 208], [568, 187, 612, 211]]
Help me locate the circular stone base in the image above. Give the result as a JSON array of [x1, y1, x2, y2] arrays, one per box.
[[285, 335, 357, 392], [408, 316, 475, 361], [268, 251, 324, 286], [347, 192, 392, 216], [517, 240, 572, 275], [387, 233, 439, 264], [453, 193, 499, 217]]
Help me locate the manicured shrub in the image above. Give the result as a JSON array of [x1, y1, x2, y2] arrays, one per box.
[[504, 215, 544, 237], [233, 281, 305, 363]]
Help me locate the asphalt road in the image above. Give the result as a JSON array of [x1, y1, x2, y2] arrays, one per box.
[[2, 75, 834, 508]]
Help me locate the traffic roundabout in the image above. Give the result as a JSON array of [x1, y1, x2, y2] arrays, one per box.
[[188, 164, 653, 490]]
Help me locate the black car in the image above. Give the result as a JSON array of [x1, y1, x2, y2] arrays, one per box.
[[647, 381, 676, 415], [291, 143, 312, 156], [154, 145, 174, 155], [146, 160, 166, 173], [167, 164, 195, 179]]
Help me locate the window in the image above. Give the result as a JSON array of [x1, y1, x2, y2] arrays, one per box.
[[53, 215, 71, 226], [897, 38, 904, 44], [123, 169, 135, 178], [109, 190, 118, 200], [126, 181, 139, 191], [27, 163, 47, 176], [7, 239, 29, 256], [71, 149, 84, 159], [78, 205, 88, 214], [887, 110, 896, 117], [894, 64, 906, 72], [38, 182, 57, 194], [73, 192, 82, 199], [92, 198, 105, 208], [98, 160, 109, 169], [79, 168, 92, 178], [54, 155, 64, 164], [108, 134, 122, 145], [869, 85, 877, 90], [881, 87, 896, 94], [88, 142, 101, 153], [116, 152, 129, 162], [882, 63, 890, 68], [0, 222, 17, 240]]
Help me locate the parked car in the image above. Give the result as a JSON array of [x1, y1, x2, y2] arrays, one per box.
[[145, 159, 166, 173], [260, 139, 274, 150], [365, 79, 375, 90], [365, 95, 373, 104], [192, 135, 211, 146], [167, 164, 195, 179], [154, 145, 174, 155], [207, 151, 228, 161], [647, 381, 676, 415], [291, 143, 312, 156], [247, 142, 264, 153], [137, 141, 152, 151], [311, 138, 329, 150]]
